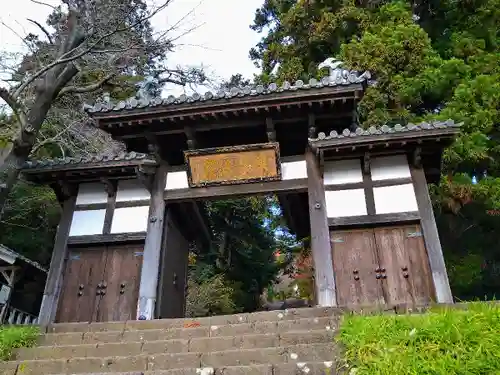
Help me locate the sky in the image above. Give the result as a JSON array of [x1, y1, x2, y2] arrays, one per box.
[[0, 0, 264, 97]]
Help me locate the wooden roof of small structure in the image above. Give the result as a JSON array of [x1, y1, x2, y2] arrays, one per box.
[[0, 244, 47, 273]]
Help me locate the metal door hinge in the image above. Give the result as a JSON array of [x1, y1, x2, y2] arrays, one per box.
[[407, 232, 422, 238]]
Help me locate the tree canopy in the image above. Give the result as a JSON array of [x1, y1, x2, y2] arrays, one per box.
[[250, 0, 500, 299]]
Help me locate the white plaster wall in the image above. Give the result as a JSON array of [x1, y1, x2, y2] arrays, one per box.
[[323, 159, 363, 185], [281, 160, 307, 180], [371, 155, 411, 181], [373, 184, 418, 214], [325, 189, 367, 218], [165, 171, 189, 190], [116, 179, 150, 202], [110, 206, 150, 233], [75, 183, 107, 205], [69, 209, 106, 236]]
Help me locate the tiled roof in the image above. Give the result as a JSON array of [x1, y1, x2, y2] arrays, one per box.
[[85, 71, 371, 114], [0, 244, 47, 273], [309, 119, 462, 143], [23, 152, 155, 171]]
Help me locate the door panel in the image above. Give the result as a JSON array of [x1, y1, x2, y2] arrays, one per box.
[[403, 224, 435, 304], [374, 224, 435, 306], [56, 247, 107, 323], [331, 229, 385, 308], [98, 245, 143, 322], [158, 211, 190, 319], [374, 226, 413, 305]]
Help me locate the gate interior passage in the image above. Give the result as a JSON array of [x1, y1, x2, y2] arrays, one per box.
[[331, 224, 435, 308], [56, 244, 143, 323]]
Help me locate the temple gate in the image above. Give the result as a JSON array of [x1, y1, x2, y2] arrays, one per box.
[[21, 61, 460, 325]]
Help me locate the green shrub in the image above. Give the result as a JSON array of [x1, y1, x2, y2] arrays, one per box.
[[0, 325, 39, 361], [337, 302, 500, 374], [185, 274, 237, 318]]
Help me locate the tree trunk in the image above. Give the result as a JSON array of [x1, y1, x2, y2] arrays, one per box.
[[0, 64, 79, 219]]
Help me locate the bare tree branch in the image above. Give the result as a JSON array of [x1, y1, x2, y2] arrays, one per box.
[[13, 0, 173, 98], [27, 19, 54, 44], [58, 72, 115, 96], [0, 88, 27, 127], [30, 0, 57, 11]]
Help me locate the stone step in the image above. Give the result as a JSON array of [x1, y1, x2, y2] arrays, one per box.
[[39, 316, 338, 346], [46, 307, 340, 334], [16, 330, 335, 361], [44, 361, 340, 375], [1, 343, 339, 375]]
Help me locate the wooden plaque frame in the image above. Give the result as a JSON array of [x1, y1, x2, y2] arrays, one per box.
[[184, 143, 282, 188]]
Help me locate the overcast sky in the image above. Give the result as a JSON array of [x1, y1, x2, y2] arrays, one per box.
[[0, 0, 263, 96]]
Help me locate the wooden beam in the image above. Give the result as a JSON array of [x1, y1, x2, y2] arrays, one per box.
[[324, 177, 413, 191], [305, 148, 337, 307], [362, 155, 376, 216], [164, 179, 308, 202], [410, 166, 453, 303], [137, 164, 168, 320], [67, 232, 147, 245], [328, 212, 420, 227], [102, 180, 117, 235], [38, 191, 77, 326], [266, 117, 276, 142]]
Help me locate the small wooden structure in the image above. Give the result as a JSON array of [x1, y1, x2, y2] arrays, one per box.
[[22, 60, 461, 325], [0, 244, 47, 324]]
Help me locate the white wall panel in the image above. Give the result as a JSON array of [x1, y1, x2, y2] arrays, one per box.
[[323, 159, 363, 185], [69, 210, 106, 236], [374, 184, 418, 214], [116, 179, 150, 202], [76, 183, 107, 205], [371, 155, 411, 181], [110, 206, 150, 233], [325, 189, 367, 218], [165, 171, 189, 190], [281, 160, 307, 180]]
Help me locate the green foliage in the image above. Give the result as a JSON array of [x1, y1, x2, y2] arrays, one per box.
[[0, 325, 39, 361], [250, 0, 500, 300], [185, 274, 237, 318], [194, 196, 286, 312], [0, 181, 60, 264], [337, 303, 500, 374]]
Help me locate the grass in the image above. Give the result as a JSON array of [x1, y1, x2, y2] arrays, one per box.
[[337, 302, 500, 375], [0, 325, 39, 361]]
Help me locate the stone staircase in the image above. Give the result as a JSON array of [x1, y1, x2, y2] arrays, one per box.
[[1, 307, 342, 375]]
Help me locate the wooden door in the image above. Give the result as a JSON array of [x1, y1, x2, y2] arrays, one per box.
[[56, 246, 107, 323], [375, 224, 435, 306], [96, 245, 143, 322], [331, 229, 385, 308], [157, 212, 189, 319]]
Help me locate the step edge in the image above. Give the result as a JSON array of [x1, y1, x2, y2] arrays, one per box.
[[29, 329, 338, 350], [43, 316, 340, 336], [44, 361, 341, 375], [7, 342, 339, 365]]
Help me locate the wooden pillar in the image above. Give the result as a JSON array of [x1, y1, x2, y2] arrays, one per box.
[[305, 148, 337, 307], [38, 193, 77, 326], [411, 167, 454, 303], [137, 164, 168, 320]]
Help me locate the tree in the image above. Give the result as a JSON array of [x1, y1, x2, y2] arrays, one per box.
[[0, 0, 207, 218], [250, 0, 500, 299]]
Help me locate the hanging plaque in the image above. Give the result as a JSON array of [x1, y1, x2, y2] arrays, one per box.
[[184, 143, 281, 188]]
